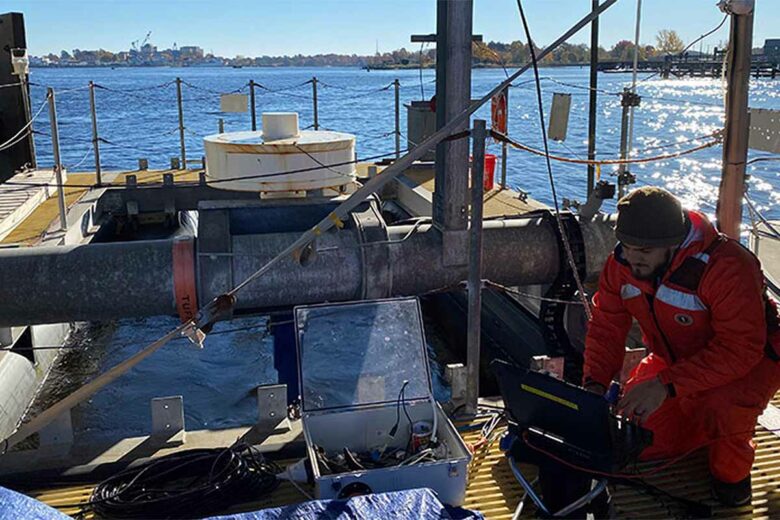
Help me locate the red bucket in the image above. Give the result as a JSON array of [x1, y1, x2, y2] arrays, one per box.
[[470, 154, 497, 191]]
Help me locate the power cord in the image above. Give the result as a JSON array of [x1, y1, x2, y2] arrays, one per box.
[[89, 441, 280, 518]]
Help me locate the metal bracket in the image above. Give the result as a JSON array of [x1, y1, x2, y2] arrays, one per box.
[[138, 158, 149, 171], [256, 384, 290, 433], [170, 157, 181, 170], [445, 363, 467, 409], [39, 410, 73, 448], [151, 395, 186, 445]]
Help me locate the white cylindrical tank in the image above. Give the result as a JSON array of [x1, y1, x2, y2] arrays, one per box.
[[204, 113, 356, 193]]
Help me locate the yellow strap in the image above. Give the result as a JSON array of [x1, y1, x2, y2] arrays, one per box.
[[328, 213, 345, 229], [596, 163, 602, 182]]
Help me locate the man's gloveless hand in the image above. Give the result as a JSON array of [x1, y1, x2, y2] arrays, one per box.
[[617, 376, 668, 423]]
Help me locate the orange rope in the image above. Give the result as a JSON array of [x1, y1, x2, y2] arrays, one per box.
[[491, 129, 724, 167]]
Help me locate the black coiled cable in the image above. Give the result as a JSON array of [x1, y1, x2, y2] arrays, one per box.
[[89, 442, 281, 519]]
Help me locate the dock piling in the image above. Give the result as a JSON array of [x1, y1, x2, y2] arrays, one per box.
[[46, 87, 67, 231], [175, 77, 186, 169], [88, 81, 102, 186], [312, 77, 319, 130], [465, 119, 486, 415]]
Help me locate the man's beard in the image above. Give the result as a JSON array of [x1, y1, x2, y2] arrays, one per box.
[[630, 250, 674, 281]]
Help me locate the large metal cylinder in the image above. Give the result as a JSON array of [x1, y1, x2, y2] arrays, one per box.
[[0, 215, 616, 326], [0, 240, 176, 326]]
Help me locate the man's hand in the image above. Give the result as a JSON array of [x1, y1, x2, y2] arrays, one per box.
[[584, 382, 607, 396], [617, 376, 668, 423]]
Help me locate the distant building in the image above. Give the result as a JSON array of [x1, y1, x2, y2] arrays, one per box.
[[765, 39, 780, 61], [180, 46, 204, 59]]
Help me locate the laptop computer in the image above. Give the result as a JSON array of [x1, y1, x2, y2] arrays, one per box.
[[491, 359, 651, 473]]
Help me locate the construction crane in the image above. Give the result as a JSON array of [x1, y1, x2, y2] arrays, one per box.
[[141, 31, 152, 49]]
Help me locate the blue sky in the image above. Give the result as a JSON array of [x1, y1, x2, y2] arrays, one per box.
[[6, 1, 780, 57]]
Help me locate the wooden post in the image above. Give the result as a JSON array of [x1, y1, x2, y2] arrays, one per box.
[[175, 77, 186, 168], [88, 81, 102, 186], [47, 87, 67, 230]]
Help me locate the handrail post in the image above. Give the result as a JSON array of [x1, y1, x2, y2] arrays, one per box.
[[88, 81, 102, 186], [175, 77, 186, 168], [501, 87, 508, 189], [394, 78, 401, 159], [249, 79, 257, 131], [465, 119, 487, 415], [312, 76, 319, 130], [47, 87, 67, 231]]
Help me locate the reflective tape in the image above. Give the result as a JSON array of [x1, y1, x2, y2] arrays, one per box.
[[657, 284, 707, 311], [621, 283, 642, 299], [693, 252, 710, 263]]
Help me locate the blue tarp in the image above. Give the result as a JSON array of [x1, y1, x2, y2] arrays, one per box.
[[0, 486, 70, 520], [208, 488, 483, 520]]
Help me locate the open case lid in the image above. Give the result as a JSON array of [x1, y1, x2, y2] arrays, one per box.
[[295, 297, 433, 413]]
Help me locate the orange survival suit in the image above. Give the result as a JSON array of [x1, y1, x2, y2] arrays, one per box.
[[584, 210, 780, 483]]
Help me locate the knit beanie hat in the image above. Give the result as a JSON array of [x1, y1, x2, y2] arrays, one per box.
[[615, 187, 688, 247]]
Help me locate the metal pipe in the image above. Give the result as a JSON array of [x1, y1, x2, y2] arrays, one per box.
[[0, 239, 177, 325], [0, 216, 616, 327], [312, 77, 319, 131], [88, 81, 102, 186], [626, 0, 643, 164], [586, 0, 600, 196], [465, 120, 486, 415], [46, 87, 67, 231], [176, 77, 186, 168], [249, 79, 257, 131], [501, 87, 509, 189], [718, 2, 754, 239], [616, 89, 631, 199], [20, 75, 36, 169], [394, 78, 401, 159]]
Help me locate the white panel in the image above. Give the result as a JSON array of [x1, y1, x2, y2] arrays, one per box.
[[220, 93, 248, 113], [749, 108, 780, 153], [548, 93, 572, 142]]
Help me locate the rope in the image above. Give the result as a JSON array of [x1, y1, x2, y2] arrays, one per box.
[[485, 280, 586, 305], [0, 81, 23, 89], [492, 129, 722, 167], [0, 94, 49, 152], [516, 0, 592, 319], [180, 79, 248, 95], [745, 192, 780, 240]]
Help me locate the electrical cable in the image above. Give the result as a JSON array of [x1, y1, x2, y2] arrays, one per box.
[[515, 0, 593, 319], [87, 441, 280, 518]]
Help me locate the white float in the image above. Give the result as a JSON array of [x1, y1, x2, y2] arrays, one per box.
[[204, 112, 356, 194]]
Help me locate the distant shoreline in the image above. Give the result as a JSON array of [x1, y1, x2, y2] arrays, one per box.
[[30, 62, 594, 70]]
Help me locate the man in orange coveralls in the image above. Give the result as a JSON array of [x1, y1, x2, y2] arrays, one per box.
[[583, 186, 780, 506]]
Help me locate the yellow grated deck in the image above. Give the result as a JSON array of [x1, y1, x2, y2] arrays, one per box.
[[25, 404, 780, 519]]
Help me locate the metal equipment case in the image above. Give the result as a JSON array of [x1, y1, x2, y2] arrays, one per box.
[[295, 297, 471, 505]]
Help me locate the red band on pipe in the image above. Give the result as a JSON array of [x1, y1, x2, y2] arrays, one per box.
[[172, 238, 198, 323]]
